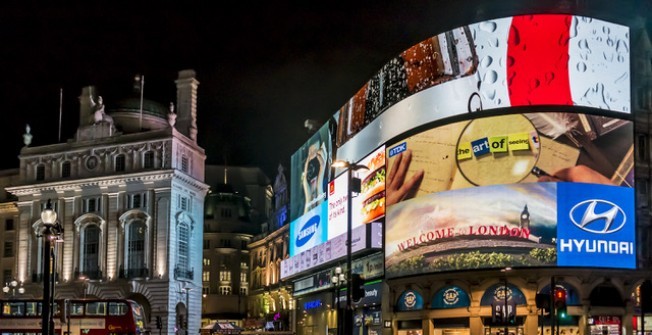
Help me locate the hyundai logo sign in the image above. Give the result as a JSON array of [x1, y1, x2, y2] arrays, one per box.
[[296, 215, 320, 247], [569, 199, 626, 234]]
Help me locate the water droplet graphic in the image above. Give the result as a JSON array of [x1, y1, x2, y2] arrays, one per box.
[[484, 70, 498, 84], [480, 55, 493, 68], [576, 62, 587, 72], [479, 21, 497, 33]]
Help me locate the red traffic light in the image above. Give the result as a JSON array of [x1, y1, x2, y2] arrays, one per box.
[[554, 288, 566, 301]]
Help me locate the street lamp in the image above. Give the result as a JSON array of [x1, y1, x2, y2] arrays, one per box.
[[41, 199, 62, 335], [331, 160, 368, 335], [2, 279, 25, 296], [330, 266, 346, 335], [182, 285, 192, 335]]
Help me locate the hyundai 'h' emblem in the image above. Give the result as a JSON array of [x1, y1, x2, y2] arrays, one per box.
[[569, 199, 626, 234]]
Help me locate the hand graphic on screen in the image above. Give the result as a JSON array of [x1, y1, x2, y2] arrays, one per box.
[[537, 165, 614, 185], [386, 149, 425, 206]]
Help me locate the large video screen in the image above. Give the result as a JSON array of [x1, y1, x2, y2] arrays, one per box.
[[290, 121, 334, 222], [334, 14, 630, 165], [384, 112, 634, 278]]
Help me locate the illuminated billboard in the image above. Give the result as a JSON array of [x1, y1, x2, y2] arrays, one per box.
[[384, 112, 634, 278], [282, 147, 386, 279], [290, 121, 334, 222], [335, 14, 630, 165], [284, 14, 632, 280]]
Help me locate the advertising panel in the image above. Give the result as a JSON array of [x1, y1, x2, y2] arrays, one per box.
[[334, 14, 630, 164], [289, 202, 328, 257], [290, 121, 333, 221], [384, 112, 634, 278]]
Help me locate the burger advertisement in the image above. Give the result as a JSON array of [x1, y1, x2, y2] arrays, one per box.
[[359, 146, 386, 224], [327, 145, 386, 239]]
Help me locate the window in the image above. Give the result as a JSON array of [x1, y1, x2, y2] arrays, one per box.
[[203, 286, 210, 296], [203, 271, 210, 281], [108, 302, 129, 316], [203, 258, 210, 266], [83, 197, 101, 213], [220, 208, 232, 218], [36, 165, 45, 181], [128, 193, 147, 209], [203, 240, 210, 249], [181, 156, 189, 173], [3, 241, 13, 257], [241, 240, 247, 250], [176, 222, 190, 279], [2, 270, 11, 285], [239, 287, 247, 296], [126, 220, 146, 277], [219, 271, 231, 281], [240, 272, 247, 283], [241, 262, 247, 269], [219, 286, 232, 295], [143, 151, 154, 169], [219, 239, 231, 248], [180, 196, 191, 211], [5, 219, 14, 231], [115, 154, 126, 172], [81, 224, 101, 279], [61, 161, 71, 178]]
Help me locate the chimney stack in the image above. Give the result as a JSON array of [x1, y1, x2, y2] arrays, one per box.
[[175, 69, 199, 142]]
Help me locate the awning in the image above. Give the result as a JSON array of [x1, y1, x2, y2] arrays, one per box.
[[201, 322, 243, 334]]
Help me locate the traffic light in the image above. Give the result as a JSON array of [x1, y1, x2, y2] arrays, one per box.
[[351, 273, 365, 302], [554, 288, 567, 319], [156, 316, 162, 329]]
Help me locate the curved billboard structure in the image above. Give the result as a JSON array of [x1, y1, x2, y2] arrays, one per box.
[[284, 13, 633, 280]]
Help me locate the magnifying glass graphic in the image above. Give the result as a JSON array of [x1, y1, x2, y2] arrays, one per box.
[[455, 114, 542, 186]]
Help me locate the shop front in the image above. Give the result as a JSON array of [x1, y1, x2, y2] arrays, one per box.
[[431, 285, 472, 335], [336, 281, 384, 335], [480, 282, 527, 335], [395, 289, 425, 335]]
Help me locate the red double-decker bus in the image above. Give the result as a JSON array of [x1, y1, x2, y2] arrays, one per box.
[[0, 298, 147, 335]]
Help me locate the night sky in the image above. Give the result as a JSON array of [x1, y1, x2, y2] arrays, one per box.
[[0, 1, 648, 178]]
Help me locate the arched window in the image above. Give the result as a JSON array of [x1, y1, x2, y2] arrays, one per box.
[[119, 210, 151, 279], [176, 222, 191, 279], [126, 220, 147, 277], [81, 224, 101, 279]]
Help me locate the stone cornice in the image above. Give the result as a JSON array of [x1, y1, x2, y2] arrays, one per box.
[[6, 169, 209, 196]]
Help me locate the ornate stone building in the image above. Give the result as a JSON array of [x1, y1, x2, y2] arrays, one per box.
[[200, 165, 272, 326], [247, 164, 293, 333], [5, 69, 208, 335]]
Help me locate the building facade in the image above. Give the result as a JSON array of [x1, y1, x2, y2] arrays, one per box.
[[281, 4, 652, 335], [246, 164, 293, 333], [5, 69, 208, 335], [200, 165, 272, 327]]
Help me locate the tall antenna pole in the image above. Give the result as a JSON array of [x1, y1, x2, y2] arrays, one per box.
[[139, 75, 145, 131], [58, 88, 63, 142]]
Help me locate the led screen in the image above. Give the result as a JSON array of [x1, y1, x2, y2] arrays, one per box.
[[334, 14, 630, 165], [384, 112, 634, 278], [282, 147, 386, 279], [290, 121, 334, 222]]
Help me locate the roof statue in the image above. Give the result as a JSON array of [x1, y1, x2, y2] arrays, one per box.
[[168, 102, 177, 127], [23, 124, 32, 147], [90, 95, 114, 125]]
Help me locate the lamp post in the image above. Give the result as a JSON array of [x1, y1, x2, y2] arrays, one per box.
[[3, 279, 25, 297], [330, 266, 346, 335], [331, 160, 367, 335], [183, 285, 192, 335], [501, 267, 512, 335], [41, 199, 62, 335]]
